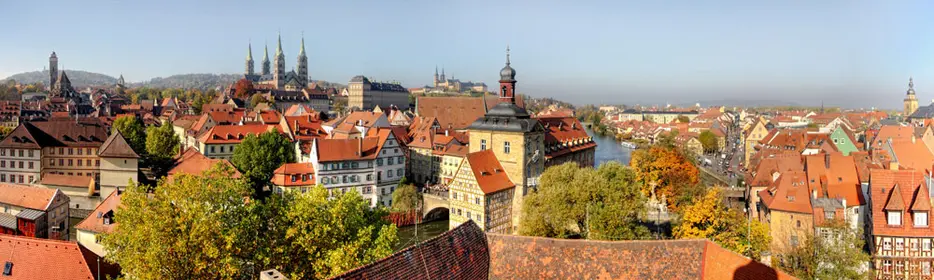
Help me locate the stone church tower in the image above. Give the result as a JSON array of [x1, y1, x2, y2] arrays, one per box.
[[905, 77, 919, 117], [49, 51, 58, 88], [245, 42, 254, 76], [297, 35, 308, 88], [433, 66, 439, 87], [273, 33, 286, 88]]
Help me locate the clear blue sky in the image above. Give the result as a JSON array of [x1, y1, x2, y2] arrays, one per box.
[[1, 0, 932, 108]]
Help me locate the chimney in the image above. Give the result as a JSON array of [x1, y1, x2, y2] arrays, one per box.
[[357, 137, 363, 156], [812, 190, 817, 199], [824, 153, 830, 169]]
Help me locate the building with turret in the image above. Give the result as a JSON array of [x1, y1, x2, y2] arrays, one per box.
[[905, 77, 920, 118], [243, 33, 308, 90], [449, 47, 546, 233]]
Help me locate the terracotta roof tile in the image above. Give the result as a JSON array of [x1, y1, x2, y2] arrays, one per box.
[[74, 191, 120, 234], [39, 174, 94, 189], [465, 150, 515, 195], [167, 148, 241, 179], [804, 153, 864, 206], [884, 184, 906, 211], [416, 95, 525, 130], [910, 184, 932, 212], [758, 170, 812, 214], [330, 220, 489, 280], [197, 124, 282, 144], [889, 139, 934, 170], [0, 183, 60, 210], [315, 130, 390, 162], [870, 168, 932, 237], [270, 163, 316, 186], [0, 235, 95, 280]]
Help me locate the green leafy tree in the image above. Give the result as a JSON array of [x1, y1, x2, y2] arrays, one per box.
[[391, 183, 421, 212], [250, 93, 272, 109], [251, 187, 398, 279], [520, 162, 650, 240], [698, 130, 719, 154], [778, 220, 870, 279], [673, 188, 770, 261], [676, 115, 690, 123], [231, 131, 295, 195], [145, 122, 180, 176], [102, 164, 256, 279], [112, 115, 147, 156]]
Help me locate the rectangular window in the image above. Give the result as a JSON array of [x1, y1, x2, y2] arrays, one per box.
[[925, 239, 932, 251], [17, 175, 22, 183], [377, 158, 383, 166], [924, 262, 932, 276], [504, 141, 511, 154], [86, 159, 91, 166], [476, 197, 481, 205], [1, 174, 5, 182], [17, 150, 22, 157], [77, 148, 83, 155], [78, 160, 83, 166], [883, 260, 892, 273], [68, 159, 73, 166], [481, 139, 486, 150], [68, 148, 73, 155], [916, 212, 929, 227], [210, 146, 215, 153], [96, 160, 100, 166], [58, 148, 63, 155], [0, 149, 5, 156], [27, 162, 32, 169], [49, 159, 54, 166], [388, 157, 394, 165], [59, 159, 65, 166], [897, 239, 905, 251], [220, 146, 225, 153], [889, 211, 902, 226], [912, 239, 920, 251]]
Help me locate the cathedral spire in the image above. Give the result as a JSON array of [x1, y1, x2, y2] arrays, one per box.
[[263, 43, 269, 62], [247, 41, 253, 61], [276, 31, 283, 56], [298, 32, 306, 57], [908, 76, 916, 96]]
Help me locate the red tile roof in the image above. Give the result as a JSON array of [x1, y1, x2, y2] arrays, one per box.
[[39, 174, 94, 189], [314, 129, 391, 162], [270, 163, 316, 187], [0, 183, 60, 210], [330, 220, 490, 280], [889, 139, 934, 170], [167, 148, 241, 179], [0, 235, 95, 280], [465, 150, 515, 195], [758, 170, 812, 214], [870, 168, 933, 237], [804, 153, 864, 206], [487, 235, 793, 280], [416, 95, 525, 130], [871, 125, 914, 149], [74, 191, 120, 234], [208, 110, 245, 124], [0, 124, 41, 149], [537, 116, 597, 159], [197, 124, 281, 144]]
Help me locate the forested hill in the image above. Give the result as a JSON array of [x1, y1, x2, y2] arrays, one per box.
[[131, 73, 242, 91], [2, 70, 117, 87]]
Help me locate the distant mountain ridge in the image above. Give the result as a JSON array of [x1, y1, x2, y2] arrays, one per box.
[[2, 70, 117, 87]]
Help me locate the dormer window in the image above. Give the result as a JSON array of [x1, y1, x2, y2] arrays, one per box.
[[915, 211, 929, 227], [888, 211, 902, 226]]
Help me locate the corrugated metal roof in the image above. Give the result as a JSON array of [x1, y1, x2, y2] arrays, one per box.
[[15, 208, 44, 220], [0, 213, 15, 229]]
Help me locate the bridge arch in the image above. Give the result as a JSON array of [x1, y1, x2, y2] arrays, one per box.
[[421, 192, 450, 221]]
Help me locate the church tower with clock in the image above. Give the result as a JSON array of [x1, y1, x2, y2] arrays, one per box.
[[467, 47, 545, 230]]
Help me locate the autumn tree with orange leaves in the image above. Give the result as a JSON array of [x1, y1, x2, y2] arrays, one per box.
[[630, 144, 700, 210], [234, 78, 254, 99]]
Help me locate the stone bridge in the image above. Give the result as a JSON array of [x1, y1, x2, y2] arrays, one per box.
[[422, 191, 449, 220]]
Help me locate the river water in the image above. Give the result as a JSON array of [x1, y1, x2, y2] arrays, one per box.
[[394, 127, 632, 251], [586, 126, 633, 166]]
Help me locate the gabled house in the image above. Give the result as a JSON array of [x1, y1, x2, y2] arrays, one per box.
[[869, 168, 934, 278], [757, 170, 812, 255]]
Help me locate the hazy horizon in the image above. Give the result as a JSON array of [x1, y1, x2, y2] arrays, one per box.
[[2, 0, 932, 109]]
